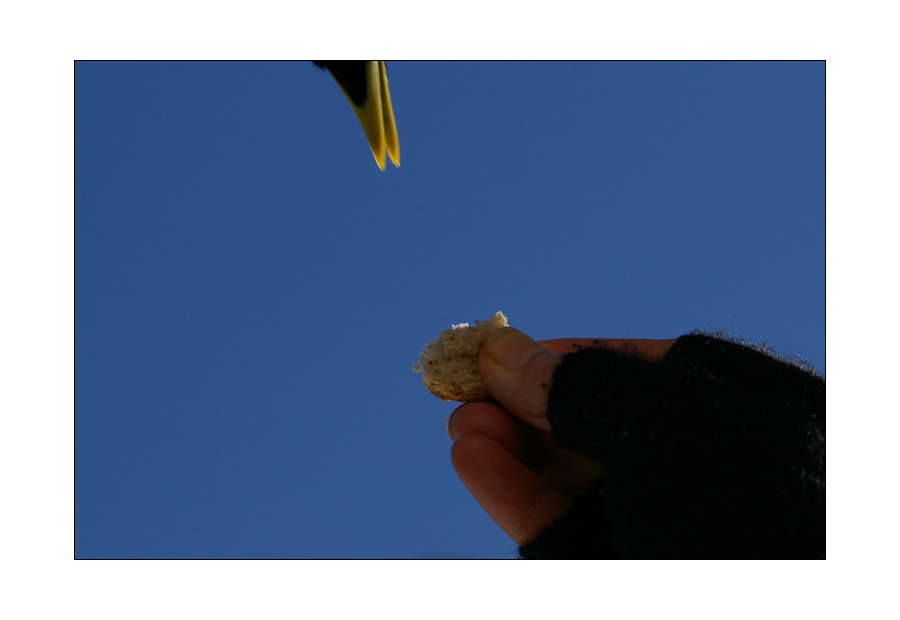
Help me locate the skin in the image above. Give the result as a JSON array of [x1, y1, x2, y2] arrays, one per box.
[[446, 327, 677, 546]]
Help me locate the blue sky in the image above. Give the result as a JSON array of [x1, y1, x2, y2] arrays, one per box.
[[75, 61, 824, 559]]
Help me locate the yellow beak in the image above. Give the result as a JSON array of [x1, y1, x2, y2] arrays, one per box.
[[323, 61, 400, 170]]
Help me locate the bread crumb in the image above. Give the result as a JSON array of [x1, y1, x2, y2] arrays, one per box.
[[413, 312, 509, 402]]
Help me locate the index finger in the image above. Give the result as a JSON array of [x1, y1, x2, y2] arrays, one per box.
[[538, 338, 677, 362]]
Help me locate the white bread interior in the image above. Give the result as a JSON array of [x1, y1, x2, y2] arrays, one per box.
[[412, 312, 509, 402]]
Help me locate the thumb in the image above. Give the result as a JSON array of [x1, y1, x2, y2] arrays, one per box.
[[479, 327, 563, 431]]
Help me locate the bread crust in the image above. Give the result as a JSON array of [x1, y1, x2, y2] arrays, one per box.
[[413, 312, 509, 402]]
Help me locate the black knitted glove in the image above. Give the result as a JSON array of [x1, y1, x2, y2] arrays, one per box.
[[518, 334, 825, 559]]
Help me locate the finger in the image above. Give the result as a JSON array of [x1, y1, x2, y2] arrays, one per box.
[[479, 330, 678, 431], [448, 402, 605, 496], [539, 338, 678, 361], [478, 328, 561, 431], [447, 402, 549, 473], [450, 433, 574, 545]]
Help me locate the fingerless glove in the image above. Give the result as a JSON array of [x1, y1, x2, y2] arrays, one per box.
[[518, 334, 825, 559]]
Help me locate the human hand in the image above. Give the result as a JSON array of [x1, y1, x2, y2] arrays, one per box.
[[446, 328, 676, 546]]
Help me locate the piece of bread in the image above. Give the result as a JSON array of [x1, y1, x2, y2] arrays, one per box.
[[412, 312, 509, 402]]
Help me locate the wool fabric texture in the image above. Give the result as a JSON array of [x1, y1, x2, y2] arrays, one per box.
[[518, 334, 825, 559]]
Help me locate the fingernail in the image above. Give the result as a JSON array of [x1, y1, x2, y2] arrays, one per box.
[[446, 405, 465, 441], [483, 328, 542, 370]]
